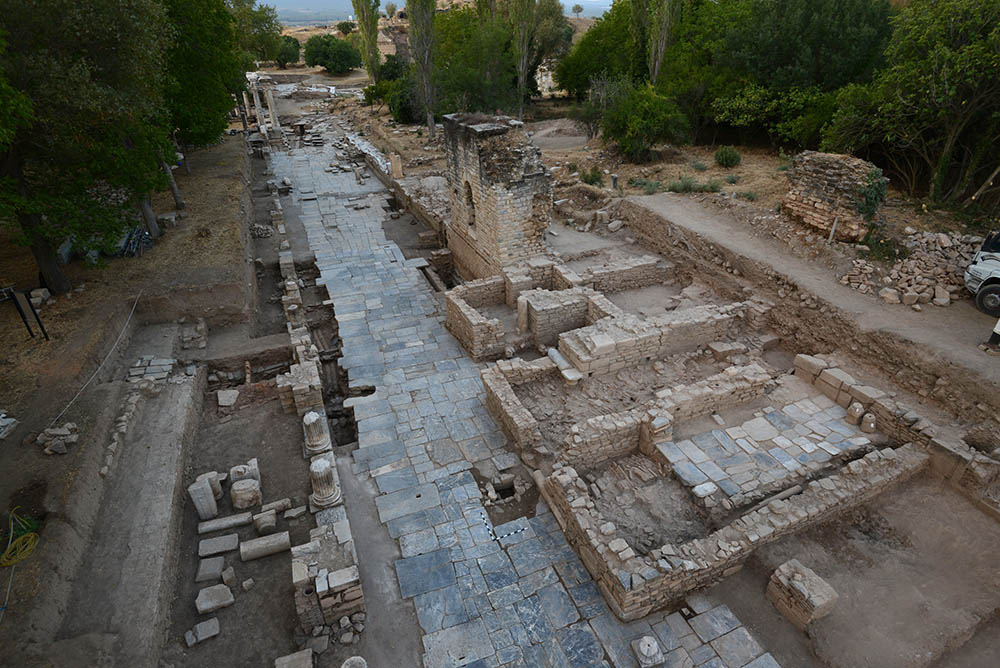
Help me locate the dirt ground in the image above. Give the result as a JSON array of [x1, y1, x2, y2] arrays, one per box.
[[0, 135, 245, 414], [711, 475, 1000, 668], [161, 385, 320, 668]]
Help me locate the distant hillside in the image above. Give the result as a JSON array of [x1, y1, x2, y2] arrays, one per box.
[[275, 0, 613, 24]]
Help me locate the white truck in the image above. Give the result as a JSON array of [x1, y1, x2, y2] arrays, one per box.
[[964, 231, 1000, 316]]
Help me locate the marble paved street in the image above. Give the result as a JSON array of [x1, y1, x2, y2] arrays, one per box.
[[271, 134, 782, 668]]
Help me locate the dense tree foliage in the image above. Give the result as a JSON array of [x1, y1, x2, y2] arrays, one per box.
[[433, 7, 518, 113], [165, 0, 245, 146], [0, 0, 278, 289], [352, 0, 383, 83], [276, 36, 301, 68], [228, 0, 283, 69], [304, 35, 363, 75], [824, 0, 1000, 208], [601, 84, 688, 160], [555, 1, 631, 99], [407, 0, 437, 135], [0, 0, 176, 291]]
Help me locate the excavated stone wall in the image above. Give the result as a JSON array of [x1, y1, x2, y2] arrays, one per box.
[[782, 151, 881, 242], [616, 198, 999, 428]]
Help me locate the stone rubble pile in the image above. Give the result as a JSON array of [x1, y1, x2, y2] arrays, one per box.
[[32, 422, 79, 455], [250, 223, 274, 238], [841, 230, 981, 308]]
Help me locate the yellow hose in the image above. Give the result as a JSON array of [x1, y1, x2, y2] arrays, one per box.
[[1, 508, 39, 567]]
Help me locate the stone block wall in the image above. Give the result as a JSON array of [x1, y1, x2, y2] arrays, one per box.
[[558, 303, 748, 377], [445, 276, 507, 361], [443, 114, 552, 279], [793, 353, 1000, 515], [585, 256, 673, 293], [482, 364, 548, 455], [654, 364, 772, 422], [519, 288, 591, 347], [782, 151, 882, 242], [543, 444, 928, 621]]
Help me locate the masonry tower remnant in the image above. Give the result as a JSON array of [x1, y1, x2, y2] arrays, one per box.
[[443, 113, 553, 279]]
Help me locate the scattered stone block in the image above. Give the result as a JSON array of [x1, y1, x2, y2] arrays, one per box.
[[274, 648, 314, 668], [631, 635, 666, 667], [254, 509, 278, 535], [198, 534, 239, 557], [195, 584, 234, 614], [198, 512, 253, 535], [860, 413, 877, 433], [766, 559, 838, 630], [242, 578, 255, 591], [284, 505, 308, 520], [195, 556, 225, 583], [184, 617, 220, 647], [217, 389, 239, 407], [241, 531, 291, 561], [222, 566, 237, 588], [188, 477, 218, 521], [231, 478, 262, 510]]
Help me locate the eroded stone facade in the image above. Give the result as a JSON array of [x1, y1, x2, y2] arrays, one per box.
[[443, 114, 552, 279]]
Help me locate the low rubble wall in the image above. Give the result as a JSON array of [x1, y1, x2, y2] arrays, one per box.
[[542, 444, 928, 621]]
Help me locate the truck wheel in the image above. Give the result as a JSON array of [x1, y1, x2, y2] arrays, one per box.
[[976, 284, 1000, 317]]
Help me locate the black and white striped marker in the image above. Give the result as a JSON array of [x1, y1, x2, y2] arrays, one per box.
[[480, 511, 529, 542]]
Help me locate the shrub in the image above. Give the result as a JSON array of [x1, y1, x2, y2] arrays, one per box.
[[379, 54, 407, 82], [581, 166, 604, 186], [566, 162, 579, 174], [304, 35, 361, 75], [337, 21, 355, 35], [628, 177, 662, 194], [739, 191, 758, 201], [276, 36, 300, 69], [855, 167, 888, 222], [715, 146, 741, 168], [690, 160, 708, 172], [667, 177, 721, 193], [726, 174, 740, 184], [601, 85, 689, 162]]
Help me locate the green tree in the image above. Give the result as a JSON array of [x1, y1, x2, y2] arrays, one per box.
[[509, 0, 570, 119], [433, 6, 517, 113], [647, 0, 681, 84], [304, 34, 363, 74], [385, 2, 397, 17], [228, 0, 283, 69], [0, 0, 173, 292], [825, 0, 1000, 206], [721, 0, 891, 92], [572, 3, 582, 18], [164, 0, 244, 147], [601, 84, 688, 161], [554, 0, 631, 99], [337, 21, 355, 34], [276, 35, 301, 68], [351, 0, 382, 83], [407, 0, 436, 136]]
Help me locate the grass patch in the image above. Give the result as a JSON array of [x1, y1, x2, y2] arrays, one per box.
[[690, 160, 708, 172], [581, 166, 603, 186], [668, 176, 721, 193], [726, 174, 740, 184], [628, 177, 662, 194], [738, 191, 758, 201]]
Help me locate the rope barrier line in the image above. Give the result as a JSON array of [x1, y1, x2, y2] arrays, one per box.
[[46, 290, 143, 430]]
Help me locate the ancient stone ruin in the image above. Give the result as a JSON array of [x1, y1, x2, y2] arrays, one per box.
[[442, 113, 553, 279], [782, 151, 883, 241]]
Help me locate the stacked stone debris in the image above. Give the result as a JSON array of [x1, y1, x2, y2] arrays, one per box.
[[842, 231, 982, 307], [766, 559, 839, 630], [782, 151, 883, 242]]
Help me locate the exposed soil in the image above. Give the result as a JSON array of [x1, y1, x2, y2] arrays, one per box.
[[589, 455, 712, 554]]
